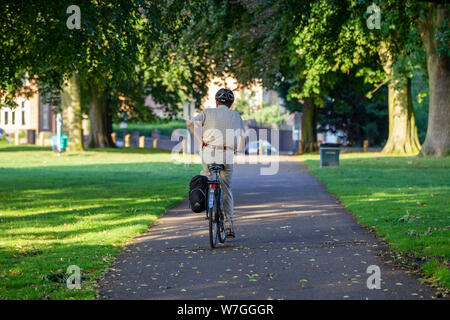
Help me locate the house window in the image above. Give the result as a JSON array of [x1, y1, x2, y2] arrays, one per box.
[[11, 110, 15, 125], [21, 100, 29, 126], [4, 111, 8, 125]]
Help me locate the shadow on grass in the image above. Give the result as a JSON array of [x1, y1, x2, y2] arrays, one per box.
[[0, 144, 174, 155], [0, 145, 51, 152], [84, 147, 172, 155], [304, 156, 450, 258], [0, 243, 121, 299], [0, 161, 198, 220], [0, 159, 201, 299]]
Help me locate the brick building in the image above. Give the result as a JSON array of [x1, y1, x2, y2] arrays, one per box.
[[0, 87, 56, 136]]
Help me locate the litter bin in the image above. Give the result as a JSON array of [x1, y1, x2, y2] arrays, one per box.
[[51, 135, 68, 151], [320, 143, 341, 168]]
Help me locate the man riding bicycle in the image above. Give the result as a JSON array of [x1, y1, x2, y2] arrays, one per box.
[[187, 88, 245, 239]]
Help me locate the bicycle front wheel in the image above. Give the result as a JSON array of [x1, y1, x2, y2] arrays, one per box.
[[217, 190, 226, 244], [218, 218, 226, 244]]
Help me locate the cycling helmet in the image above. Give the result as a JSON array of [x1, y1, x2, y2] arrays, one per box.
[[215, 88, 234, 107]]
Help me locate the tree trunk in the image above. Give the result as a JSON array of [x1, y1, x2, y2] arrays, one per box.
[[418, 4, 450, 156], [61, 73, 84, 151], [379, 43, 421, 154], [86, 84, 116, 148], [382, 77, 421, 154], [301, 97, 318, 153]]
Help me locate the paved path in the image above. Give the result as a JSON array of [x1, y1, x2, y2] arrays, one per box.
[[99, 157, 434, 300]]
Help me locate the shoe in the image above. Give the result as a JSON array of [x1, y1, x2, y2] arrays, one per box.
[[226, 226, 235, 239]]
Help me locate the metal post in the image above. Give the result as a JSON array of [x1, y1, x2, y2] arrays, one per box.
[[139, 136, 145, 148], [56, 113, 62, 156], [363, 140, 369, 152]]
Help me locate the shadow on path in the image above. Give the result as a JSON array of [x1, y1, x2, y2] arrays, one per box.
[[99, 158, 435, 300]]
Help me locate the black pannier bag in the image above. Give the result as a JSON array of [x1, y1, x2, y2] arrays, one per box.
[[189, 175, 208, 213]]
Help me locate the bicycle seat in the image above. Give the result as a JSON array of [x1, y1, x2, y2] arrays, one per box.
[[208, 163, 225, 172]]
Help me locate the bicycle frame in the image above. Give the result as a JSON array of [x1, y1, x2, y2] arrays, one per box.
[[206, 168, 222, 214]]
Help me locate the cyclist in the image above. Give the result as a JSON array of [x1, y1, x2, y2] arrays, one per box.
[[187, 88, 245, 238]]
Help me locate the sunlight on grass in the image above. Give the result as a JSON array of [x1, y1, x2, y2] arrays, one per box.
[[301, 152, 450, 289], [0, 145, 200, 299]]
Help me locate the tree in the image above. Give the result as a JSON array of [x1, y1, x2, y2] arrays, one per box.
[[235, 100, 289, 127], [318, 72, 389, 147], [0, 1, 212, 148], [360, 0, 449, 155], [0, 1, 76, 107], [186, 0, 320, 150], [0, 1, 152, 148], [76, 1, 164, 148], [61, 73, 83, 151], [288, 0, 342, 152], [299, 98, 318, 150], [417, 3, 450, 156], [378, 43, 421, 153], [288, 0, 424, 154]]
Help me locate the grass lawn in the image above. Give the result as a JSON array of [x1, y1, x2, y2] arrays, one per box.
[[0, 145, 200, 299], [300, 153, 450, 289]]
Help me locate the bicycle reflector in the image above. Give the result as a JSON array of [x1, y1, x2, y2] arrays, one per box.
[[210, 184, 216, 189]]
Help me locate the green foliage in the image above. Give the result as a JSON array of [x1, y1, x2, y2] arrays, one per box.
[[436, 17, 450, 57], [318, 73, 389, 147], [411, 70, 429, 144], [233, 90, 289, 126], [276, 82, 303, 113], [287, 0, 429, 103], [112, 119, 186, 138], [1, 0, 146, 105], [250, 103, 289, 127], [186, 0, 307, 89], [0, 1, 211, 113], [233, 97, 253, 118], [289, 0, 342, 101], [233, 91, 259, 117]]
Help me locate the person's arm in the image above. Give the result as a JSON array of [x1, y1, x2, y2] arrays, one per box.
[[236, 118, 246, 153], [186, 111, 205, 143], [187, 121, 202, 143]]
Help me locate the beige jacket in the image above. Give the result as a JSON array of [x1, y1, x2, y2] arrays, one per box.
[[188, 105, 245, 152]]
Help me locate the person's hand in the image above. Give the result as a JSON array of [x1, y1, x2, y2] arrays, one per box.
[[186, 121, 194, 132]]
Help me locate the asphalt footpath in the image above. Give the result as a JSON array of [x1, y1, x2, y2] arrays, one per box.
[[99, 156, 434, 300]]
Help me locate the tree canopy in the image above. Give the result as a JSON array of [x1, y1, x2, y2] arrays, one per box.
[[0, 0, 448, 155]]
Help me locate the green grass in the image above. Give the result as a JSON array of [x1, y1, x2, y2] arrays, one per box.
[[113, 119, 187, 138], [301, 152, 450, 289], [0, 145, 200, 299]]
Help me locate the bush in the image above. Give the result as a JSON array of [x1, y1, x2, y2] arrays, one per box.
[[113, 119, 186, 138], [235, 100, 289, 127]]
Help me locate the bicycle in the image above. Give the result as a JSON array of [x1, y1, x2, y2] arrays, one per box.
[[206, 163, 227, 248]]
